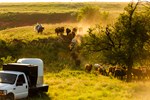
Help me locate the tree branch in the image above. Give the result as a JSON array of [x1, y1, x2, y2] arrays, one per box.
[[105, 26, 115, 47]]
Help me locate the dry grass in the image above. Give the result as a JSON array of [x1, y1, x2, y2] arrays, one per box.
[[32, 70, 150, 100]]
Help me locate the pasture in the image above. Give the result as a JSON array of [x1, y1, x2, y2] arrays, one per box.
[[0, 2, 128, 30], [0, 2, 127, 13], [0, 2, 150, 100], [31, 70, 150, 100]]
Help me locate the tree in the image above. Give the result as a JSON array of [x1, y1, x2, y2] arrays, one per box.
[[81, 1, 150, 82], [77, 5, 101, 24]]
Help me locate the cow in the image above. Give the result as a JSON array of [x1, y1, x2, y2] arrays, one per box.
[[108, 66, 116, 76], [55, 27, 64, 36], [85, 64, 93, 73], [93, 64, 108, 76], [93, 64, 100, 71], [35, 23, 44, 34], [98, 66, 108, 76], [114, 67, 127, 80], [55, 27, 60, 36], [72, 27, 77, 33], [66, 28, 71, 36]]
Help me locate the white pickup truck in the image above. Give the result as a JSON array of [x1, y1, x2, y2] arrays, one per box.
[[0, 58, 49, 100]]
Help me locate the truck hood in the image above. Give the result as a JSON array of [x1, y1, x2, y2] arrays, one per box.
[[0, 83, 13, 90]]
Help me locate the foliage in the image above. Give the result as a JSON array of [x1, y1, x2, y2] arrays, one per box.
[[77, 5, 101, 24], [81, 2, 150, 81], [76, 5, 110, 25], [1, 56, 16, 64]]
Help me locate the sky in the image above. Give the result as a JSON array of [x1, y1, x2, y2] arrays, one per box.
[[0, 0, 149, 2]]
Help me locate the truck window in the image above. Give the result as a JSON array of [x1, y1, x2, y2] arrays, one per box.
[[17, 74, 25, 84], [0, 73, 17, 84]]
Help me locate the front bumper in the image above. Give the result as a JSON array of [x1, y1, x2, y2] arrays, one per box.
[[0, 90, 7, 100], [0, 96, 6, 100]]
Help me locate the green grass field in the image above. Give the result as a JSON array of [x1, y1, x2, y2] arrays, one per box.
[[0, 2, 150, 100], [30, 70, 150, 100]]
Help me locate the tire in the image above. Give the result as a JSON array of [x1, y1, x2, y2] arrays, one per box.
[[5, 94, 14, 100]]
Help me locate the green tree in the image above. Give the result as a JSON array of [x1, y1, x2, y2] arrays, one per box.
[[77, 5, 101, 24], [81, 2, 150, 82]]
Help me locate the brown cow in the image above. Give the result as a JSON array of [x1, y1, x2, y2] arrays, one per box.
[[108, 66, 116, 76], [85, 64, 93, 73], [55, 27, 64, 36]]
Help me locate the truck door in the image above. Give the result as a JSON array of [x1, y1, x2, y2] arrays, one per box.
[[14, 74, 28, 99]]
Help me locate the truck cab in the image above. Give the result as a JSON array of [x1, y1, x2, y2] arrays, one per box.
[[0, 58, 49, 100], [0, 71, 28, 100]]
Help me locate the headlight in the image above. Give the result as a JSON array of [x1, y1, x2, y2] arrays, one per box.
[[0, 90, 7, 95]]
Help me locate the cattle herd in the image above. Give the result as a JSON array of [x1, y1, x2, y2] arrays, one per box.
[[85, 63, 150, 81], [34, 23, 84, 51], [54, 26, 83, 51], [33, 24, 150, 81], [34, 23, 82, 36], [54, 26, 77, 40]]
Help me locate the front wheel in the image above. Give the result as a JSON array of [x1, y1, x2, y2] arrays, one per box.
[[5, 94, 14, 100]]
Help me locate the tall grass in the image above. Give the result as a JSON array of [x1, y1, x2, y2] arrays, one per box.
[[31, 70, 150, 100]]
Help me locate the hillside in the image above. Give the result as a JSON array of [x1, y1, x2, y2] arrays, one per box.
[[0, 2, 128, 30], [0, 2, 129, 71], [35, 71, 150, 100], [0, 23, 86, 72]]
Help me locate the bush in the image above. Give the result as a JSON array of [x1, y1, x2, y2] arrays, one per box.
[[1, 56, 16, 64], [77, 5, 101, 24]]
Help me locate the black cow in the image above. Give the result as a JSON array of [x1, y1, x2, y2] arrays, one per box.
[[114, 67, 127, 80], [66, 28, 71, 36]]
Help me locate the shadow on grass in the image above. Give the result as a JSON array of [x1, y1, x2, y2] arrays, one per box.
[[21, 93, 51, 100]]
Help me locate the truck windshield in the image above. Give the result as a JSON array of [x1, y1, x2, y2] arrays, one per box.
[[0, 73, 17, 84]]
